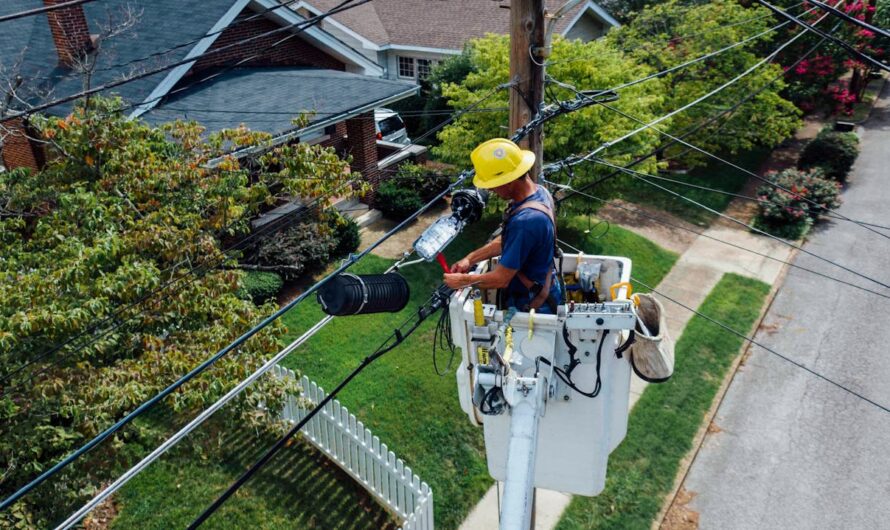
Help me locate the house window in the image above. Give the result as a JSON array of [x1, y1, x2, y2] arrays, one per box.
[[398, 56, 415, 79], [417, 59, 433, 80]]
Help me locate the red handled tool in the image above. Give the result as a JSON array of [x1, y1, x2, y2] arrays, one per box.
[[435, 252, 451, 273]]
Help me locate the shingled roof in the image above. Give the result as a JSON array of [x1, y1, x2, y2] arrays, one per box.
[[301, 0, 617, 51], [144, 67, 416, 136], [0, 0, 240, 116]]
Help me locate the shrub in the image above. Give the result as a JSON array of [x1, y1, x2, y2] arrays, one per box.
[[376, 179, 424, 221], [754, 168, 842, 239], [239, 271, 283, 302], [330, 210, 361, 257], [254, 219, 338, 279], [396, 162, 452, 202], [798, 129, 860, 181]]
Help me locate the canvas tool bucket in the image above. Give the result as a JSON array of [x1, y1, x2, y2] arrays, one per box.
[[630, 293, 674, 383]]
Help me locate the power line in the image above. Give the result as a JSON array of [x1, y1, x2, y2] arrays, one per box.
[[628, 274, 890, 415], [807, 0, 890, 39], [187, 287, 451, 528], [0, 0, 98, 24], [549, 12, 839, 204], [591, 157, 890, 292], [601, 6, 819, 94], [0, 188, 337, 397], [755, 0, 890, 72], [594, 100, 890, 242], [579, 8, 834, 163], [547, 182, 890, 301], [2, 0, 372, 121], [19, 0, 336, 85]]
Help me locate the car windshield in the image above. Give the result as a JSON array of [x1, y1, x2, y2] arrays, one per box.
[[378, 115, 404, 136]]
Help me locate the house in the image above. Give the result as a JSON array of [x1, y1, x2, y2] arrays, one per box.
[[0, 0, 421, 196], [290, 0, 620, 82]]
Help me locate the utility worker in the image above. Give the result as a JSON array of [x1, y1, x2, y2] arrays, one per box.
[[444, 138, 561, 313]]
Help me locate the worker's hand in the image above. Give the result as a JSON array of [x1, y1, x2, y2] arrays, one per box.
[[451, 257, 472, 273], [443, 273, 467, 290]]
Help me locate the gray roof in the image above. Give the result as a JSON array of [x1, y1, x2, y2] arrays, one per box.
[[143, 67, 417, 135], [0, 0, 238, 116]]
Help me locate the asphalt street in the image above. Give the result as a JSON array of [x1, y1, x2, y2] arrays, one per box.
[[681, 82, 890, 530]]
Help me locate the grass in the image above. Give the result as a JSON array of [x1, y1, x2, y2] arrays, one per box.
[[111, 419, 397, 530], [617, 148, 769, 226], [274, 214, 678, 530], [555, 273, 771, 530]]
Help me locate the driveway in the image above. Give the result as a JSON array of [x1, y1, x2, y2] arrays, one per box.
[[677, 83, 890, 528]]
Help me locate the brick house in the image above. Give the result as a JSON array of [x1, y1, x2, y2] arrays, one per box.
[[290, 0, 620, 82], [0, 0, 420, 200]]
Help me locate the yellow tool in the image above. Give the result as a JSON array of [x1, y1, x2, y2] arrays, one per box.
[[609, 281, 633, 301], [473, 292, 485, 327], [477, 345, 490, 365], [503, 326, 514, 364]]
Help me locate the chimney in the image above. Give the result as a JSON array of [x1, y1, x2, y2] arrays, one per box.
[[42, 0, 93, 68]]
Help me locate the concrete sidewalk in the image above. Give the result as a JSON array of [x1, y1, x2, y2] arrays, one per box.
[[459, 219, 795, 529]]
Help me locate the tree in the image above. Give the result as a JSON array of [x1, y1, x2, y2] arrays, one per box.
[[607, 0, 802, 167], [0, 97, 354, 525], [433, 34, 666, 196]]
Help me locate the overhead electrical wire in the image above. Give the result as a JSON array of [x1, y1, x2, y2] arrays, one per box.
[[0, 0, 99, 24], [15, 0, 331, 84], [557, 237, 890, 415], [806, 0, 890, 39], [578, 6, 836, 163], [551, 12, 841, 204], [591, 157, 890, 291], [592, 100, 890, 241], [600, 5, 820, 95], [187, 287, 453, 529], [0, 187, 341, 397], [1, 0, 373, 121], [755, 0, 890, 72], [548, 183, 890, 301]]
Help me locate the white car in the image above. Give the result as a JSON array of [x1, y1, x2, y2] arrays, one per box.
[[374, 108, 410, 145]]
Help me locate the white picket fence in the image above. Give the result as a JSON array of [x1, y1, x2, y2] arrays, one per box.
[[271, 365, 434, 530]]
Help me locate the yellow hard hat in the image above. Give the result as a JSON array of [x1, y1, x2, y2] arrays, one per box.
[[471, 138, 536, 189]]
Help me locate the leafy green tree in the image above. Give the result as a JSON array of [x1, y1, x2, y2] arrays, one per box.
[[433, 34, 666, 194], [608, 0, 802, 166], [0, 97, 354, 525]]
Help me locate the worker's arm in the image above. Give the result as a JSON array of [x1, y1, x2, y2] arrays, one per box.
[[444, 263, 517, 290], [450, 235, 502, 273]]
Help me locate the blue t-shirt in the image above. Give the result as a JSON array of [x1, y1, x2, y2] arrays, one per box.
[[500, 186, 561, 312]]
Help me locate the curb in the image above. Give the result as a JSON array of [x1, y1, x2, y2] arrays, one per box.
[[652, 245, 801, 530]]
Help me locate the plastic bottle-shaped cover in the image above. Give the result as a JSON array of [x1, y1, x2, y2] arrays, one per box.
[[414, 216, 462, 260]]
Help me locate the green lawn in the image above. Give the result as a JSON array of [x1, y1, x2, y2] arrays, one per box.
[[617, 148, 768, 226], [555, 273, 770, 530], [111, 422, 397, 530], [107, 213, 678, 530], [275, 214, 678, 530]]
